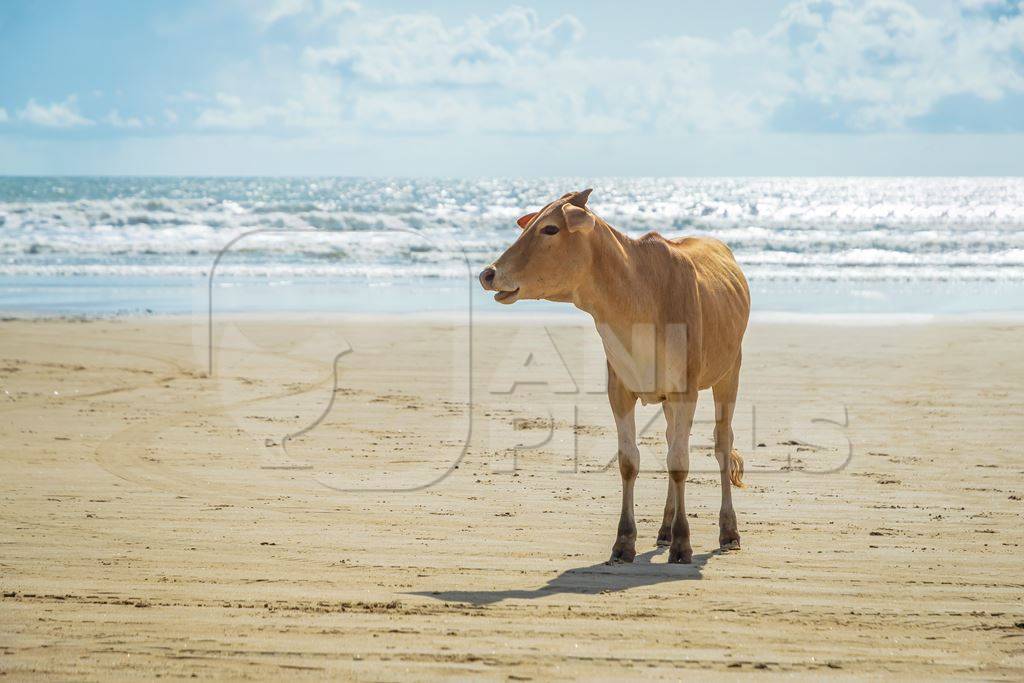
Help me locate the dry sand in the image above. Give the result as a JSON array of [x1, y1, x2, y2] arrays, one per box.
[[1, 315, 1022, 679]]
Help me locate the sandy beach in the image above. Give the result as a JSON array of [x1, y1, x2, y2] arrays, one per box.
[[1, 315, 1022, 679]]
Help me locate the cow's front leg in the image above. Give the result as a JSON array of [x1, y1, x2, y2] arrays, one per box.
[[608, 367, 639, 563], [664, 395, 698, 563]]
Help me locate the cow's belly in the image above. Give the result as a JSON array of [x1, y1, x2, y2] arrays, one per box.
[[601, 335, 687, 404]]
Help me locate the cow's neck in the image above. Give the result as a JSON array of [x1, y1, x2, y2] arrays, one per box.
[[573, 221, 667, 397], [572, 220, 641, 326]]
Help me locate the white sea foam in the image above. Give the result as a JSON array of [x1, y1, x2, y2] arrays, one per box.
[[1, 177, 1023, 282]]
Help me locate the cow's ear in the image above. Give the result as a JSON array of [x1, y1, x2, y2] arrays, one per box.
[[516, 212, 538, 229], [562, 204, 595, 232]]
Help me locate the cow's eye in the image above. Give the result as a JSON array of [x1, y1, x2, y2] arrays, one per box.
[[541, 225, 559, 235]]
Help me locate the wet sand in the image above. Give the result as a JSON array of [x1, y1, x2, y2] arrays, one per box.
[[1, 316, 1022, 679]]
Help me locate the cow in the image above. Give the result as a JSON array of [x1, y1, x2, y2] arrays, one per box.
[[479, 189, 750, 564]]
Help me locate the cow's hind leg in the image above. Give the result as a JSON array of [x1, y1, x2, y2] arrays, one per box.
[[657, 480, 675, 546], [712, 355, 744, 550], [664, 395, 698, 563], [608, 365, 639, 563]]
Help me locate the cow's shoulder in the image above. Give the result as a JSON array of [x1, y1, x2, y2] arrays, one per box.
[[669, 235, 734, 257], [636, 232, 702, 277], [637, 232, 698, 266], [628, 234, 699, 298]]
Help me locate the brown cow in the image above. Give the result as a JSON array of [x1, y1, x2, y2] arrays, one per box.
[[480, 189, 750, 564]]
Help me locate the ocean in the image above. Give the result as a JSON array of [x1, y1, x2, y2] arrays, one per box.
[[2, 176, 1023, 318]]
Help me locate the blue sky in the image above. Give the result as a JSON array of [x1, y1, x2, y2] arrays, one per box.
[[1, 0, 1023, 175]]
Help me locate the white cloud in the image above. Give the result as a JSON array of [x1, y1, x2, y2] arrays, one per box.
[[958, 0, 1022, 16], [0, 108, 8, 124], [164, 108, 179, 124], [249, 0, 359, 29], [753, 0, 1024, 130], [194, 1, 1024, 137], [18, 96, 94, 128], [194, 92, 306, 129], [306, 7, 584, 87], [104, 109, 144, 128], [314, 0, 360, 23], [193, 68, 347, 130]]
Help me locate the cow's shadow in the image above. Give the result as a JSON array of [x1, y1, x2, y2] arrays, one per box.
[[410, 546, 723, 606]]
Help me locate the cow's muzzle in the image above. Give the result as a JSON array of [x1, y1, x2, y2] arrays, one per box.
[[479, 266, 520, 303]]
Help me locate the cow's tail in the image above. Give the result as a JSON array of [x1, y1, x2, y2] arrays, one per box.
[[729, 449, 745, 488]]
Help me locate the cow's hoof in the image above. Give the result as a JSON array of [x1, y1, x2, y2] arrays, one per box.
[[719, 538, 741, 551], [668, 546, 692, 564], [608, 544, 636, 564], [656, 525, 672, 546]]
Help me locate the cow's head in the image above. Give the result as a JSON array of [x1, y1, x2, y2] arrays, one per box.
[[479, 189, 596, 304]]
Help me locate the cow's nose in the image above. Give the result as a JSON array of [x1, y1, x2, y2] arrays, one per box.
[[479, 266, 496, 290]]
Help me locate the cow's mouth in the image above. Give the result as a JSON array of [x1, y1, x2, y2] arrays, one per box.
[[494, 288, 520, 304]]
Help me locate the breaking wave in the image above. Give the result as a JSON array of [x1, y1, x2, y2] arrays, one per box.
[[2, 176, 1023, 282]]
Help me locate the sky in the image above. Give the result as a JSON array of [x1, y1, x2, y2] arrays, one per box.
[[0, 0, 1023, 176]]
